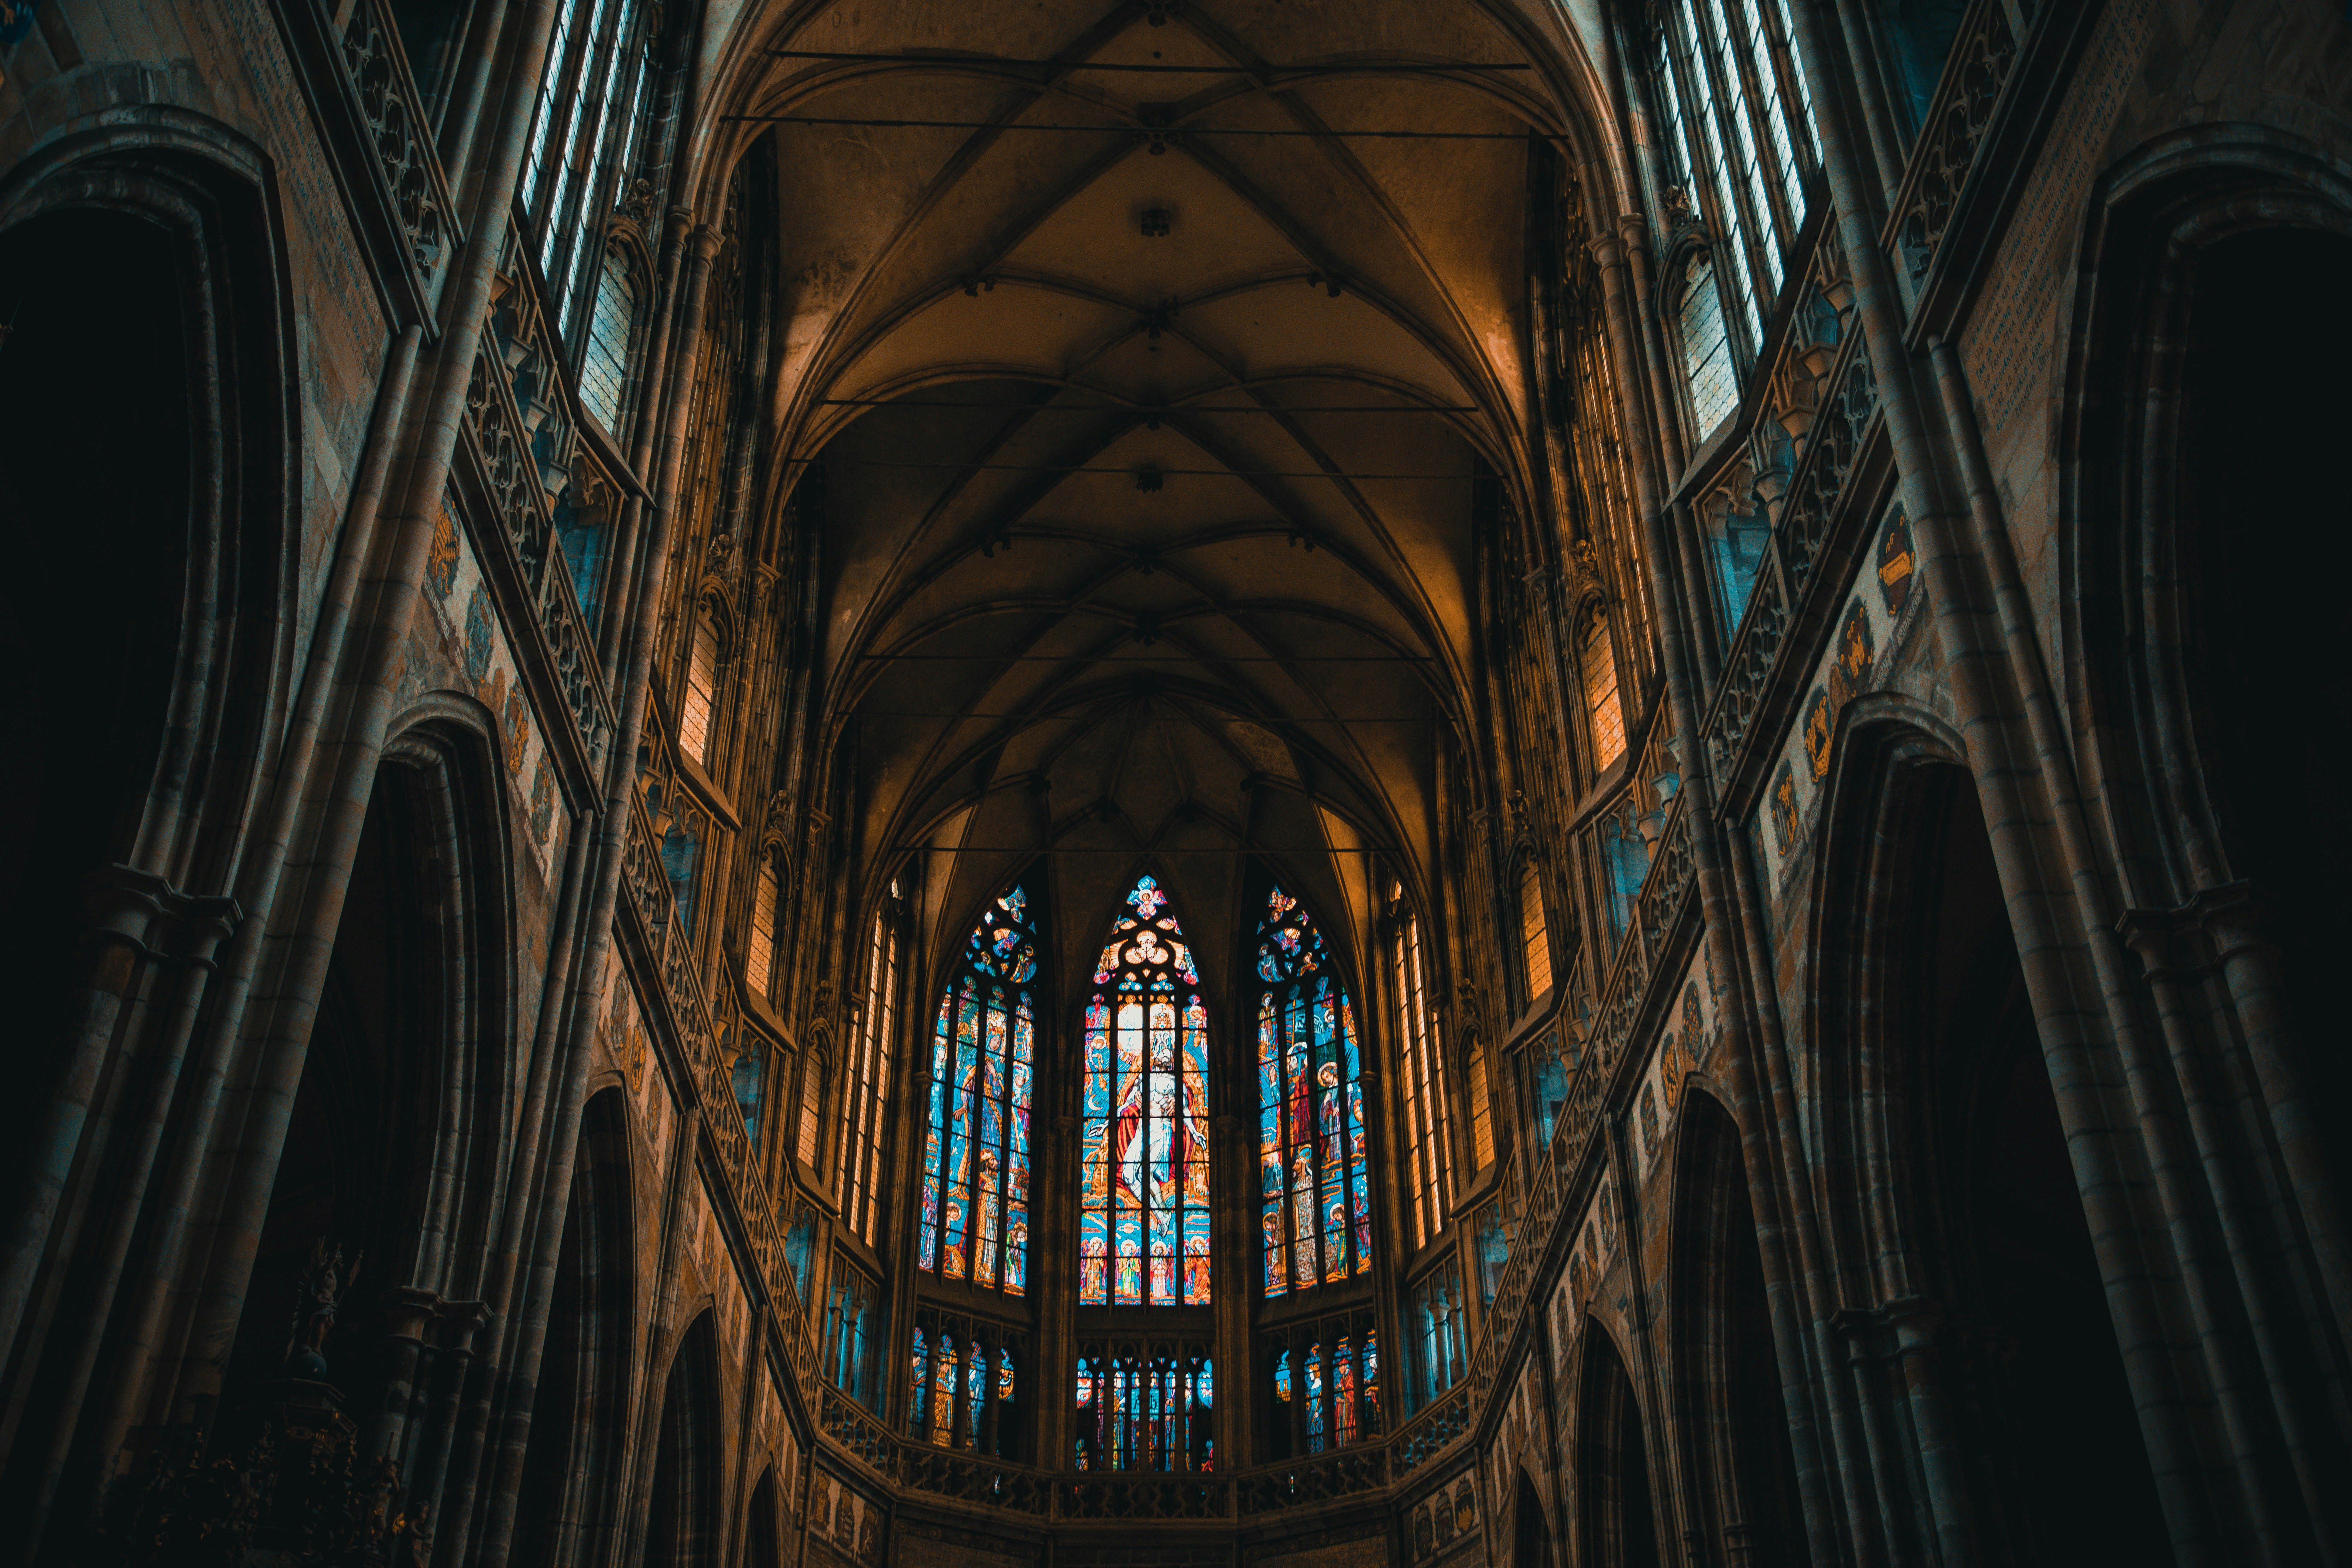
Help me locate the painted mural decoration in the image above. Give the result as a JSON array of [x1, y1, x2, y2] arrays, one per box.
[[1254, 887, 1373, 1297], [1633, 944, 1728, 1179], [417, 493, 567, 868], [919, 884, 1036, 1295], [1080, 875, 1212, 1307], [1758, 503, 1927, 893]]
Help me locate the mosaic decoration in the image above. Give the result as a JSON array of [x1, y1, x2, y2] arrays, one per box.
[[919, 886, 1036, 1295], [1254, 888, 1372, 1297], [1079, 875, 1212, 1307]]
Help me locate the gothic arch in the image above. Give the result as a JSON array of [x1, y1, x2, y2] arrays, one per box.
[[512, 1086, 638, 1568], [2058, 124, 2352, 910], [639, 1309, 725, 1568], [1804, 709, 2169, 1565], [216, 704, 515, 1473], [1570, 1319, 1664, 1568], [1666, 1088, 1805, 1567]]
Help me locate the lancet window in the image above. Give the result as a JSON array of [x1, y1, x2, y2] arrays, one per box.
[[839, 888, 900, 1245], [1518, 861, 1554, 1002], [1254, 888, 1371, 1297], [1079, 875, 1212, 1308], [1392, 904, 1453, 1250], [1650, 0, 1819, 372], [1264, 1310, 1381, 1457], [1406, 1258, 1468, 1412], [907, 1310, 1023, 1458], [920, 885, 1036, 1296], [519, 0, 659, 337], [1075, 1341, 1214, 1473]]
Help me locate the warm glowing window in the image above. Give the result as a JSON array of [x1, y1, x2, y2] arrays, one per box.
[[839, 899, 899, 1245], [1468, 1039, 1495, 1171], [746, 857, 778, 999], [680, 603, 719, 765], [1254, 889, 1371, 1297], [919, 886, 1036, 1296], [797, 1051, 826, 1171], [1392, 908, 1453, 1249], [1583, 616, 1626, 768], [1079, 875, 1211, 1307], [1519, 862, 1552, 1001]]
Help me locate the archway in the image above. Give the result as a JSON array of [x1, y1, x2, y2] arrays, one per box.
[[1671, 1090, 1806, 1566], [2177, 225, 2352, 1156], [512, 1088, 635, 1568], [1575, 1327, 1662, 1568], [640, 1311, 722, 1568], [1845, 758, 2169, 1565], [1513, 1468, 1554, 1568], [743, 1466, 785, 1568]]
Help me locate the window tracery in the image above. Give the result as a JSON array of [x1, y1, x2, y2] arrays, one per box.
[[1253, 888, 1371, 1298], [1392, 903, 1453, 1250], [1264, 1310, 1381, 1457], [919, 885, 1035, 1296], [1075, 1339, 1214, 1473], [1079, 875, 1212, 1308], [840, 891, 900, 1245]]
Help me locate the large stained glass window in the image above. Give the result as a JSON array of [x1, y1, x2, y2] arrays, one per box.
[[1256, 889, 1371, 1296], [1079, 875, 1212, 1307], [919, 886, 1036, 1295]]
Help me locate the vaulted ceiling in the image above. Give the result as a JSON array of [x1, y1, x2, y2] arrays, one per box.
[[705, 1, 1613, 992]]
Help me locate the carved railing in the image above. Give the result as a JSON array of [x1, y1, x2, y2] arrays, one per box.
[[1235, 1446, 1389, 1513], [820, 1384, 901, 1479], [901, 1445, 1053, 1516], [1391, 1385, 1472, 1476], [1059, 1473, 1230, 1522], [329, 0, 454, 284], [619, 802, 821, 1406], [1886, 0, 2024, 287], [460, 337, 616, 765], [1700, 328, 1879, 785]]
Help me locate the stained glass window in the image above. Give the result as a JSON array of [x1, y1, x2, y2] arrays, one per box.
[[920, 885, 1036, 1295], [1079, 875, 1212, 1307], [1254, 888, 1371, 1297], [840, 891, 900, 1244], [1075, 1347, 1214, 1472], [1392, 905, 1453, 1249]]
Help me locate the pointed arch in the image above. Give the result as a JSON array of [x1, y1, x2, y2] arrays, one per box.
[[919, 876, 1040, 1295], [640, 1311, 724, 1568], [1078, 873, 1213, 1308], [1251, 883, 1372, 1297]]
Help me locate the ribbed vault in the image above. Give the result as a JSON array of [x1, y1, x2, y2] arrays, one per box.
[[702, 0, 1608, 983]]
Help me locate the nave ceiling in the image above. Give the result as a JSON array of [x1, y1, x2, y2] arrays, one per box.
[[701, 0, 1613, 989]]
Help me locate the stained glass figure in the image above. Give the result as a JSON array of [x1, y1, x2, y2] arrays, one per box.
[[1079, 875, 1212, 1307], [1255, 887, 1372, 1296], [920, 885, 1036, 1296], [1073, 1349, 1214, 1472]]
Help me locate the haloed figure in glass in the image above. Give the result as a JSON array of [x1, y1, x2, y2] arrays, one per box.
[[1256, 888, 1372, 1296], [1081, 876, 1213, 1307]]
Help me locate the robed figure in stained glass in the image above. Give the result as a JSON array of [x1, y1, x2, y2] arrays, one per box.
[[1080, 875, 1213, 1307], [1255, 887, 1375, 1296], [920, 885, 1037, 1296]]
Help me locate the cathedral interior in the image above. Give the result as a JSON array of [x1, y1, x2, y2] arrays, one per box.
[[1, 0, 2348, 1563]]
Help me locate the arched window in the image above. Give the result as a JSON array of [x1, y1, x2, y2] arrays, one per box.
[[1079, 874, 1211, 1307], [520, 0, 659, 334], [745, 854, 779, 1000], [919, 885, 1036, 1295], [839, 891, 900, 1245], [1651, 0, 1818, 336], [796, 1046, 828, 1173], [679, 600, 720, 767], [580, 246, 638, 431], [1254, 888, 1371, 1297], [1582, 614, 1626, 770], [730, 1035, 765, 1147], [1518, 862, 1553, 1002], [1391, 903, 1453, 1249], [1075, 1342, 1213, 1472], [659, 814, 701, 935], [1468, 1038, 1496, 1172], [1677, 251, 1740, 434]]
